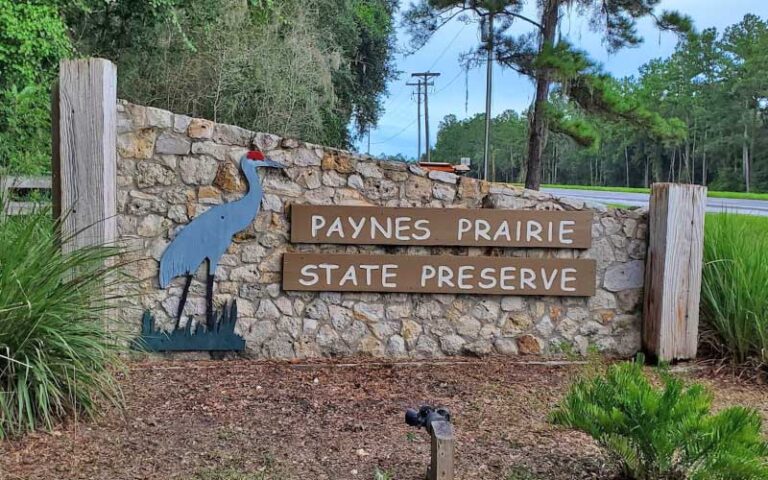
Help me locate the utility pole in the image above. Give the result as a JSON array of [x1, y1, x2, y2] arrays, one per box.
[[411, 72, 440, 162], [406, 80, 425, 161], [481, 13, 494, 181]]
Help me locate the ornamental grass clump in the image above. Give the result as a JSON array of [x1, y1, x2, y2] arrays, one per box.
[[701, 212, 768, 366], [0, 204, 125, 439], [550, 356, 768, 480]]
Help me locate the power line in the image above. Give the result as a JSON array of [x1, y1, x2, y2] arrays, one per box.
[[371, 118, 418, 145], [433, 69, 464, 95], [428, 24, 467, 71]]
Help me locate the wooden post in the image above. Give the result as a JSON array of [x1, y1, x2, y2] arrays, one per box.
[[52, 58, 117, 252], [427, 420, 454, 480], [643, 183, 707, 362]]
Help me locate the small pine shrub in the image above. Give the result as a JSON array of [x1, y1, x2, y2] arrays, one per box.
[[550, 356, 768, 480], [0, 203, 125, 439]]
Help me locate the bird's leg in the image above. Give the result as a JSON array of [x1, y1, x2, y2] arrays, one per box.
[[175, 273, 194, 330], [206, 262, 215, 332]]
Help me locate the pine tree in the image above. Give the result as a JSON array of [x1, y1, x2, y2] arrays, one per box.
[[403, 0, 691, 189]]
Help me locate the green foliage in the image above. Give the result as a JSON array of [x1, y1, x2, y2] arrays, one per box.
[[0, 0, 72, 90], [373, 467, 394, 480], [0, 0, 78, 175], [550, 356, 768, 480], [403, 0, 691, 189], [69, 0, 397, 149], [0, 86, 52, 175], [701, 213, 768, 366], [431, 110, 528, 181], [0, 204, 125, 439]]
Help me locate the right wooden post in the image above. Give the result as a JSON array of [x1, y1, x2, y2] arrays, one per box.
[[643, 183, 707, 362]]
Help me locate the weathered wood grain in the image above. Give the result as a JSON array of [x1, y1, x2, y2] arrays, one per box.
[[428, 420, 454, 480], [52, 59, 117, 252], [642, 183, 707, 362]]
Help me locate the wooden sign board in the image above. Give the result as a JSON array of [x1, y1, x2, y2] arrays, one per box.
[[291, 205, 592, 249], [283, 253, 596, 296]]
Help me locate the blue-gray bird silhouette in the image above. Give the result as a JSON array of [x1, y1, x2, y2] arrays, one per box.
[[159, 150, 284, 328]]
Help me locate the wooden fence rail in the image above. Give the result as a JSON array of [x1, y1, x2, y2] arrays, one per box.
[[0, 175, 53, 216]]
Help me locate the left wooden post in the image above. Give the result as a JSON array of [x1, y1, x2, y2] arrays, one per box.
[[52, 58, 117, 252]]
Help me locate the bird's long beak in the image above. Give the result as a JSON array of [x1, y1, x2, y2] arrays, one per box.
[[261, 159, 285, 169]]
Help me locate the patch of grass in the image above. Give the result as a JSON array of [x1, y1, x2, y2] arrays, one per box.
[[539, 183, 768, 201], [0, 202, 125, 439], [506, 466, 541, 480], [550, 355, 768, 480], [373, 467, 394, 480], [193, 454, 284, 480], [701, 212, 768, 366]]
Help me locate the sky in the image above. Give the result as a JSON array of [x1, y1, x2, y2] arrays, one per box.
[[357, 0, 768, 159]]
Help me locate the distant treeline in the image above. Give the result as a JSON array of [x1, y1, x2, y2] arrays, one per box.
[[429, 15, 768, 192]]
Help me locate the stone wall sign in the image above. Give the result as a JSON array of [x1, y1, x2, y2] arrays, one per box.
[[291, 205, 593, 248], [283, 254, 596, 296]]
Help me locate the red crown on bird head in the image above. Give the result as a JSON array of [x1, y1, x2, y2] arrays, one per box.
[[246, 150, 265, 161]]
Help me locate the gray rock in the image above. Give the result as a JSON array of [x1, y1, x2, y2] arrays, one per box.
[[428, 170, 457, 184], [464, 339, 493, 356], [155, 132, 191, 155], [255, 299, 281, 321], [494, 338, 519, 355], [136, 162, 175, 188], [471, 300, 500, 322], [604, 260, 645, 292], [439, 334, 466, 355], [179, 156, 218, 185], [432, 183, 456, 202], [355, 161, 384, 179], [386, 335, 406, 356], [414, 336, 440, 357], [247, 320, 276, 345]]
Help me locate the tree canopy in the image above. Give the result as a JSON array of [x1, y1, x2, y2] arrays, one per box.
[[403, 0, 691, 189], [0, 0, 399, 174], [429, 14, 768, 193]]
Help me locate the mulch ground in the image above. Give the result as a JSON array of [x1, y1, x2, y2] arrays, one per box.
[[1, 357, 767, 480]]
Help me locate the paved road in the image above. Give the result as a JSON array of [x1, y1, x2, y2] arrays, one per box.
[[541, 187, 768, 216]]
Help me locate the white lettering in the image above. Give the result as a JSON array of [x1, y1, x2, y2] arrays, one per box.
[[559, 220, 575, 245], [520, 268, 536, 289], [311, 216, 326, 238], [327, 218, 345, 238], [475, 219, 491, 240], [500, 267, 517, 290], [395, 217, 412, 241], [299, 264, 319, 286], [349, 217, 366, 239], [421, 265, 437, 287], [457, 266, 474, 290], [318, 263, 340, 284], [437, 266, 455, 287], [382, 264, 398, 287], [526, 221, 543, 242], [478, 267, 497, 289], [561, 268, 577, 291], [457, 218, 471, 240], [542, 268, 558, 290], [413, 219, 431, 240]]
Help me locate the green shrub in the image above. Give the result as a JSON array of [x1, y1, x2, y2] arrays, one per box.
[[701, 213, 768, 365], [550, 356, 768, 480], [0, 204, 125, 439]]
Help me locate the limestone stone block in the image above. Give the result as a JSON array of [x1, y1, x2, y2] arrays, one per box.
[[188, 118, 215, 139]]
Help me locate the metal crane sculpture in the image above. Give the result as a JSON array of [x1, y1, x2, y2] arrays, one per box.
[[160, 150, 284, 331]]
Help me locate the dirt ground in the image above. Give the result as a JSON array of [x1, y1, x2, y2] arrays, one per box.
[[1, 357, 767, 480]]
